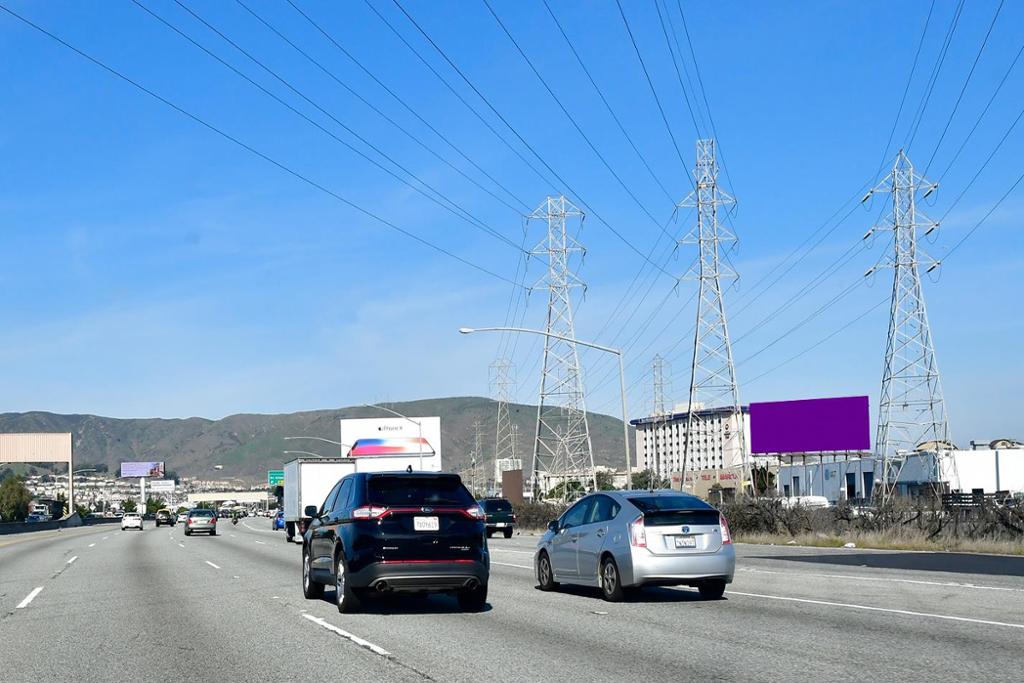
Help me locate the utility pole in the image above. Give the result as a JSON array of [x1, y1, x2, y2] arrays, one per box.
[[529, 196, 597, 502], [678, 139, 749, 495], [490, 358, 515, 492], [864, 150, 955, 502]]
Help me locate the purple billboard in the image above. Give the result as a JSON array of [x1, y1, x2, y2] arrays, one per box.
[[750, 396, 870, 454]]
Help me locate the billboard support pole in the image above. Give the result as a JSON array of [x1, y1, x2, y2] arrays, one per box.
[[140, 477, 146, 513]]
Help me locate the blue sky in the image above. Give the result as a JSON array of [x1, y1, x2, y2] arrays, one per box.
[[0, 0, 1020, 444]]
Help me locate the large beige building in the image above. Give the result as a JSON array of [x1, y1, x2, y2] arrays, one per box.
[[630, 405, 754, 480]]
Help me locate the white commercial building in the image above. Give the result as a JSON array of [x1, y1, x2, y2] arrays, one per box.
[[631, 404, 764, 480]]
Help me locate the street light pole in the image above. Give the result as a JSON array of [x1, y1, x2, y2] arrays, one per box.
[[459, 326, 633, 491], [283, 436, 348, 458], [364, 404, 430, 471]]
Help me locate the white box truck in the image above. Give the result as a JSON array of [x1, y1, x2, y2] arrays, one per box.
[[282, 417, 442, 542]]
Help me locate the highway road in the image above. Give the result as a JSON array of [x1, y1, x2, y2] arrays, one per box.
[[1, 521, 1022, 682]]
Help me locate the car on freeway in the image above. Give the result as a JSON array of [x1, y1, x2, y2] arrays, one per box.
[[121, 512, 144, 531], [272, 510, 285, 530], [534, 490, 734, 602], [176, 511, 188, 524], [301, 471, 489, 613], [479, 498, 516, 538], [184, 508, 217, 536], [154, 509, 175, 527]]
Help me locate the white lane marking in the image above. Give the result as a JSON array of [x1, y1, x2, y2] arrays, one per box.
[[302, 614, 391, 656], [231, 534, 237, 537], [493, 561, 532, 570], [102, 536, 109, 540], [88, 543, 96, 548], [205, 561, 221, 570], [730, 591, 1024, 630], [490, 548, 534, 555], [255, 540, 266, 545], [178, 543, 185, 548], [16, 587, 44, 609], [738, 566, 1024, 593], [67, 556, 78, 565]]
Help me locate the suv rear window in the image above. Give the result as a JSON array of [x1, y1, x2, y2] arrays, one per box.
[[368, 475, 474, 507], [190, 509, 214, 518], [628, 495, 719, 527], [482, 499, 512, 512]]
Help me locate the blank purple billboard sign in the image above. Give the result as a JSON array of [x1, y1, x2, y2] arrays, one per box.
[[750, 396, 870, 454]]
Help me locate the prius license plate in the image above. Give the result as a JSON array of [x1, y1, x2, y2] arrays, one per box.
[[414, 516, 439, 532], [674, 535, 697, 549]]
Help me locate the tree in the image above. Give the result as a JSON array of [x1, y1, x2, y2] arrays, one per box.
[[595, 470, 617, 491], [145, 497, 163, 515], [0, 476, 33, 522], [750, 466, 776, 496], [121, 498, 138, 513], [546, 480, 585, 501], [631, 469, 670, 491]]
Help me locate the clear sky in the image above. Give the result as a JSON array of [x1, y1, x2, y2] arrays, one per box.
[[1, 1, 1021, 444]]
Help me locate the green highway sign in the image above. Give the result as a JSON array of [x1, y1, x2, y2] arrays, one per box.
[[267, 469, 284, 487]]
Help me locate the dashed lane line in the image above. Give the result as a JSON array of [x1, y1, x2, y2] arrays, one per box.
[[205, 561, 221, 570], [16, 587, 44, 609], [493, 561, 532, 570], [302, 613, 391, 657], [66, 556, 78, 565], [88, 543, 96, 548], [737, 566, 1024, 593]]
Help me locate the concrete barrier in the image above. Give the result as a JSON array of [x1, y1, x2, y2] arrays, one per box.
[[0, 514, 119, 536]]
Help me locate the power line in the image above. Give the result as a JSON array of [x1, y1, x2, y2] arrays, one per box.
[[0, 2, 520, 287], [651, 0, 707, 138], [282, 0, 531, 213], [904, 0, 967, 153]]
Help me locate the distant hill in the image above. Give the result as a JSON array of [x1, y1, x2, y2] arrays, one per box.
[[0, 397, 631, 481]]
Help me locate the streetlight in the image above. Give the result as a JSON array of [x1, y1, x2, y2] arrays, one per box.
[[363, 403, 433, 471], [283, 449, 331, 459], [284, 436, 349, 458], [459, 326, 633, 492]]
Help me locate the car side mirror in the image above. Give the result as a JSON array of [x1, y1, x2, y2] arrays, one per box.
[[303, 505, 319, 518], [547, 519, 560, 533]]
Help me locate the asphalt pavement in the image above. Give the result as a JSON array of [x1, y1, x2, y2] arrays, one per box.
[[1, 519, 1021, 682]]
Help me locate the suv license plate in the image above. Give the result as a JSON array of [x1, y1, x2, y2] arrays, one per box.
[[414, 516, 439, 532], [674, 535, 697, 549]]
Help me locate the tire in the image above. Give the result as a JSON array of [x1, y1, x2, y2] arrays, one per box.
[[302, 547, 324, 600], [457, 583, 488, 612], [485, 530, 492, 539], [210, 529, 217, 536], [503, 528, 513, 539], [536, 551, 558, 591], [698, 579, 726, 600], [600, 556, 626, 602], [184, 529, 191, 536], [334, 554, 362, 614]]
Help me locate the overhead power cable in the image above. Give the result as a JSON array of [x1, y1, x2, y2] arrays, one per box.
[[0, 3, 520, 286], [904, 0, 967, 153]]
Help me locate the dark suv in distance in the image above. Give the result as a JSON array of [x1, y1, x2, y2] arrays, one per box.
[[301, 472, 489, 613], [479, 498, 516, 538]]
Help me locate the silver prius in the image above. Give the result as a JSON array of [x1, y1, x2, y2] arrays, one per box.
[[534, 490, 735, 601]]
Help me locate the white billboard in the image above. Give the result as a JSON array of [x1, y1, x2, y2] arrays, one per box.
[[340, 416, 441, 467], [148, 479, 175, 493]]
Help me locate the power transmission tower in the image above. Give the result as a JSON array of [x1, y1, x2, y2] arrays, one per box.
[[650, 354, 671, 478], [865, 150, 954, 502], [678, 139, 750, 493], [529, 196, 596, 502], [490, 358, 516, 492], [471, 420, 484, 497]]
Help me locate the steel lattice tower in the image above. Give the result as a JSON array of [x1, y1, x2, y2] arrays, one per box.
[[529, 196, 596, 501], [678, 139, 749, 492], [650, 354, 670, 477], [866, 150, 954, 502], [490, 358, 516, 477]]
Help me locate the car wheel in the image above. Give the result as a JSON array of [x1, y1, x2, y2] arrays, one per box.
[[184, 529, 191, 536], [457, 583, 488, 612], [503, 528, 513, 539], [698, 579, 726, 600], [485, 530, 492, 539], [210, 529, 217, 536], [335, 553, 362, 614], [536, 551, 558, 591], [302, 548, 324, 600], [600, 556, 626, 602]]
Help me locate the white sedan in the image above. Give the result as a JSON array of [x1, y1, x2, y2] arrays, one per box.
[[121, 512, 144, 531]]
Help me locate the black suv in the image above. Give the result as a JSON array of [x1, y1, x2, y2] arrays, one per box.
[[301, 472, 489, 613], [479, 498, 516, 538]]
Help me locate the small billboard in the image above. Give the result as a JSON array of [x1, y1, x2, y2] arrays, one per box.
[[120, 461, 165, 478], [750, 396, 870, 454], [149, 479, 175, 493]]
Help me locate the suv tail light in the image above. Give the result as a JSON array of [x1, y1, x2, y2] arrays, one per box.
[[512, 514, 517, 523], [629, 514, 646, 548], [352, 506, 387, 520], [465, 504, 485, 521], [720, 513, 732, 544], [187, 518, 193, 525]]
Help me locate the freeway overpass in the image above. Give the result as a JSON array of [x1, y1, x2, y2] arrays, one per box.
[[186, 491, 274, 506]]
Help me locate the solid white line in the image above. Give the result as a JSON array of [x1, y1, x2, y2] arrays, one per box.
[[16, 587, 44, 609], [88, 543, 96, 548], [738, 566, 1024, 593], [302, 614, 391, 656], [729, 591, 1024, 630], [205, 561, 221, 570], [490, 548, 534, 555], [493, 561, 532, 570], [67, 556, 78, 565]]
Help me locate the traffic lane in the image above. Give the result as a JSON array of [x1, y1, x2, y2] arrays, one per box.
[[0, 524, 118, 613], [187, 527, 1024, 682], [2, 519, 423, 683]]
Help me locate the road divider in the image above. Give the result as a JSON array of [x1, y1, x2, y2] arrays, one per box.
[[16, 587, 44, 609]]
